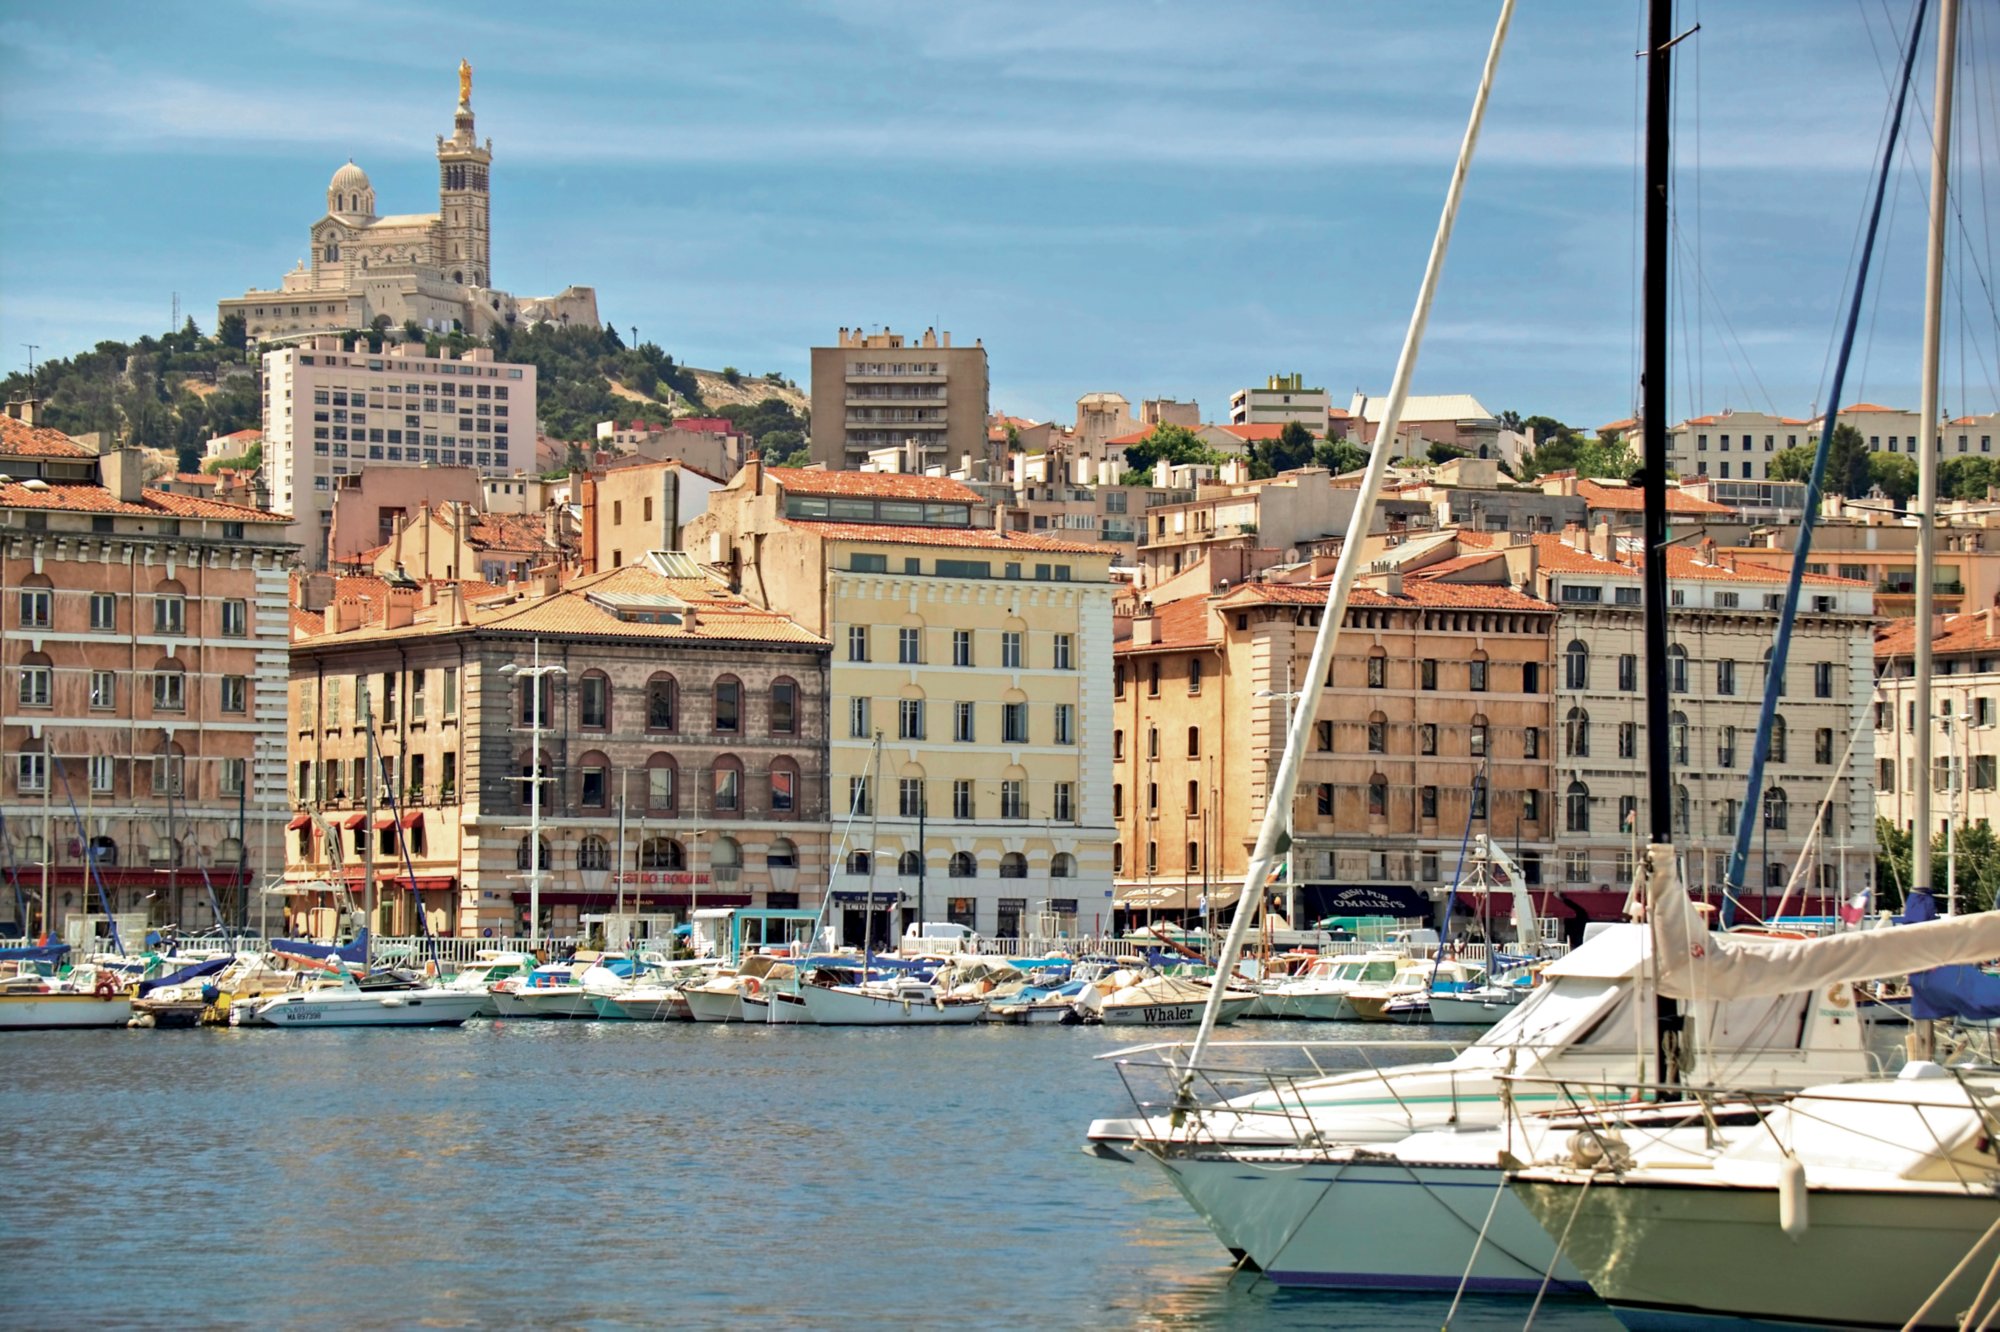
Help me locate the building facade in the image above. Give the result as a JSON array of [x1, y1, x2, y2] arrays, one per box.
[[1875, 611, 2000, 857], [0, 407, 294, 939], [809, 327, 990, 473], [285, 556, 829, 939], [261, 335, 538, 564], [685, 463, 1118, 943], [1230, 373, 1330, 427], [219, 63, 597, 343]]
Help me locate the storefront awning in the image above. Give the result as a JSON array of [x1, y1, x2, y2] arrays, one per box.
[[286, 813, 312, 831], [398, 811, 424, 829], [830, 890, 905, 906], [1114, 882, 1244, 912], [383, 874, 454, 892], [341, 814, 368, 830], [1315, 884, 1434, 919]]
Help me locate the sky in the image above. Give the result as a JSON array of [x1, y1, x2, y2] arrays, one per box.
[[2, 0, 1997, 432]]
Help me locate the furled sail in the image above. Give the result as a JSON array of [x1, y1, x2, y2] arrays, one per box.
[[1644, 848, 2000, 1000]]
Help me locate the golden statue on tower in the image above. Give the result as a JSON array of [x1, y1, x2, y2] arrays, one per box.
[[458, 58, 472, 107]]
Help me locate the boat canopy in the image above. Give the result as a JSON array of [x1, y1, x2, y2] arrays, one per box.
[[0, 942, 68, 964], [271, 929, 368, 964], [137, 955, 232, 997]]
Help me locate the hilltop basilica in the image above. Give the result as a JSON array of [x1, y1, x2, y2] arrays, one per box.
[[218, 61, 598, 342]]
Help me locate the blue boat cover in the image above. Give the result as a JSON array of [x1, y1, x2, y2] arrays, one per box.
[[137, 955, 232, 997], [0, 942, 69, 964], [1893, 892, 2000, 1021], [271, 929, 368, 964]]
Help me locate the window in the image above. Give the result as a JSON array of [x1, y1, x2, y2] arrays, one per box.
[[1470, 783, 1488, 820], [1055, 633, 1074, 670], [1054, 782, 1074, 821], [1148, 661, 1161, 697], [221, 599, 249, 636], [899, 626, 922, 664], [519, 675, 551, 727], [1187, 658, 1201, 694], [898, 777, 926, 818], [1367, 714, 1386, 753], [1524, 726, 1541, 759], [997, 899, 1027, 940], [1112, 783, 1125, 819], [89, 593, 116, 630], [1815, 727, 1835, 765], [1770, 714, 1789, 763], [950, 701, 975, 744], [638, 837, 683, 872], [1054, 704, 1075, 745], [1002, 702, 1028, 744], [154, 595, 186, 636], [1567, 781, 1590, 833], [1367, 654, 1386, 688], [89, 670, 115, 710], [579, 673, 609, 729], [1470, 720, 1489, 758], [646, 674, 677, 730], [1001, 779, 1026, 819], [1469, 659, 1488, 692], [1975, 755, 1997, 791], [1618, 653, 1638, 692], [221, 675, 248, 714], [1367, 776, 1387, 816], [152, 752, 184, 796], [1523, 662, 1542, 693], [17, 661, 51, 708], [847, 776, 871, 816], [1668, 645, 1688, 693], [1718, 724, 1736, 768], [1002, 631, 1023, 669], [580, 765, 607, 808], [18, 588, 50, 628], [848, 626, 869, 662], [1564, 640, 1589, 690], [953, 779, 973, 819], [1813, 662, 1834, 698], [1420, 659, 1437, 690], [712, 762, 741, 812], [577, 836, 611, 871], [1523, 789, 1542, 823], [89, 755, 114, 794], [1670, 711, 1689, 764], [714, 678, 741, 732], [443, 667, 458, 718], [1319, 783, 1336, 815], [647, 759, 675, 812], [153, 665, 185, 712], [1316, 720, 1334, 752], [1564, 707, 1589, 758], [849, 696, 871, 739], [952, 630, 973, 667], [1717, 659, 1737, 696], [771, 764, 796, 812], [1763, 788, 1789, 831], [17, 751, 46, 793], [898, 698, 926, 740]]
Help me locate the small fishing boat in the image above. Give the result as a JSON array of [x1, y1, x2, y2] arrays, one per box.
[[439, 950, 537, 1016], [0, 962, 133, 1031], [489, 963, 596, 1019], [246, 969, 485, 1027], [1345, 958, 1486, 1022], [1258, 952, 1403, 1021], [795, 975, 986, 1025], [1082, 971, 1257, 1027]]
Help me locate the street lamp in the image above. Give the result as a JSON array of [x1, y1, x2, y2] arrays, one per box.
[[499, 641, 566, 949], [1253, 677, 1305, 930], [1947, 702, 1973, 916]]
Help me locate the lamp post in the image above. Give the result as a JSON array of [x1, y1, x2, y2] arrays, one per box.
[[1254, 671, 1305, 930], [499, 641, 566, 949], [1947, 702, 1972, 916]]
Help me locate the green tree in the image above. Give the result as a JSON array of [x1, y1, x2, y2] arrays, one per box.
[[1768, 444, 1812, 483], [1943, 456, 1998, 501], [1518, 431, 1636, 482], [217, 312, 247, 353], [1868, 451, 1919, 506], [721, 366, 741, 385], [1123, 423, 1220, 476], [1876, 816, 2000, 913], [1314, 439, 1369, 474], [1246, 419, 1318, 478], [1426, 441, 1471, 465]]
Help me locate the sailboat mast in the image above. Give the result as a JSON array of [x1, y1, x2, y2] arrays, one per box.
[[1641, 0, 1674, 851], [1914, 0, 1961, 909]]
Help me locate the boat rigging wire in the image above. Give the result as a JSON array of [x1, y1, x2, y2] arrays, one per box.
[[1175, 0, 1516, 1098]]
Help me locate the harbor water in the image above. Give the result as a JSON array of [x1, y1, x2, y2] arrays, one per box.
[[2, 1021, 1615, 1330]]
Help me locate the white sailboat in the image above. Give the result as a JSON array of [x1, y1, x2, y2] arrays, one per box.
[[794, 976, 986, 1026]]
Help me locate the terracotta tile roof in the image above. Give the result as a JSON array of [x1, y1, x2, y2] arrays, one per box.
[[214, 428, 261, 441], [0, 480, 287, 522], [291, 607, 325, 639], [1328, 408, 1354, 420], [1415, 551, 1505, 579], [1599, 417, 1638, 433], [0, 416, 94, 458], [1528, 533, 1865, 586], [1839, 403, 1903, 413], [467, 512, 556, 551], [990, 414, 1039, 430], [1877, 610, 2000, 659], [1218, 422, 1293, 441], [1117, 595, 1220, 652], [1105, 428, 1154, 447], [1574, 478, 1733, 515], [1220, 577, 1552, 613], [768, 467, 982, 503], [172, 472, 219, 487], [790, 520, 1111, 556]]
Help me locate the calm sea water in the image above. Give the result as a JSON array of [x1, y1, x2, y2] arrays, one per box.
[[1, 1019, 1616, 1331]]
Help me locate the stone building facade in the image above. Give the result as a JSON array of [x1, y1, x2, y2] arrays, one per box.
[[0, 406, 294, 939], [809, 327, 990, 473], [284, 555, 829, 939]]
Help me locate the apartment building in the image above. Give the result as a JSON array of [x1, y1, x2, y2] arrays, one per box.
[[1723, 496, 2000, 619], [1531, 528, 1876, 909], [0, 406, 294, 939], [285, 555, 829, 939], [261, 334, 538, 565], [809, 327, 989, 472], [1230, 373, 1329, 427], [1875, 611, 2000, 859], [1667, 410, 1814, 481], [1113, 564, 1557, 926], [685, 462, 1117, 944]]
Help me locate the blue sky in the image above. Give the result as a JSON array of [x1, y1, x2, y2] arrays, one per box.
[[3, 1, 1995, 431]]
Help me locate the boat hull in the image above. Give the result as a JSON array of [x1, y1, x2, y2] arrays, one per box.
[[797, 985, 985, 1026], [251, 989, 485, 1027], [596, 991, 692, 1021], [490, 988, 598, 1019], [683, 988, 742, 1022], [1428, 992, 1522, 1025], [1509, 1178, 2000, 1330], [1266, 990, 1359, 1021], [1097, 993, 1256, 1026], [0, 993, 133, 1030], [765, 991, 812, 1023]]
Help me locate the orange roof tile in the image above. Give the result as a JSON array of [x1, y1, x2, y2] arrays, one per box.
[[1528, 533, 1865, 586], [1414, 552, 1505, 579], [1839, 403, 1902, 413], [0, 480, 287, 522], [0, 416, 94, 458], [1575, 478, 1732, 515], [790, 520, 1110, 556], [1220, 577, 1552, 613], [768, 467, 982, 503], [1117, 596, 1220, 652], [1876, 611, 2000, 659], [1599, 417, 1639, 433], [1218, 422, 1296, 441], [1105, 428, 1154, 447]]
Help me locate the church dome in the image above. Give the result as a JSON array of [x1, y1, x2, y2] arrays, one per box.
[[327, 161, 375, 219]]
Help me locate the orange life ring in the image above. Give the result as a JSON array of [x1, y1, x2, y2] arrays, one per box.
[[743, 977, 762, 995], [95, 975, 119, 999]]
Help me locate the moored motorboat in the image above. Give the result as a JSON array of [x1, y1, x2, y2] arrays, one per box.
[[1083, 971, 1257, 1026], [0, 969, 133, 1030], [247, 980, 485, 1027], [795, 977, 986, 1026]]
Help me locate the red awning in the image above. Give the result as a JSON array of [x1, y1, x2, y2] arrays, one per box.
[[384, 874, 454, 892], [373, 815, 396, 830], [286, 813, 312, 831], [341, 813, 368, 830], [398, 811, 424, 830]]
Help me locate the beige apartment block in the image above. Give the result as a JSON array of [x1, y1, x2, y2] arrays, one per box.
[[1532, 531, 1876, 911], [325, 465, 482, 566], [0, 407, 295, 939], [285, 556, 829, 940], [810, 327, 989, 473], [1231, 373, 1329, 427], [262, 335, 537, 565], [1114, 565, 1558, 926], [685, 463, 1117, 943], [1668, 409, 1814, 482], [1724, 495, 2000, 619], [1875, 612, 2000, 860], [1139, 467, 1363, 584], [578, 460, 723, 573]]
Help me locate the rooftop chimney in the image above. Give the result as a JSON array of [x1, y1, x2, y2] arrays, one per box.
[[100, 447, 147, 504], [1130, 600, 1156, 647], [4, 398, 40, 427]]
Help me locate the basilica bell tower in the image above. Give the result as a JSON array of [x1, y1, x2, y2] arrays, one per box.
[[437, 58, 492, 288]]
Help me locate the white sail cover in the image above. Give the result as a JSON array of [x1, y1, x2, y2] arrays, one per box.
[[1643, 844, 2000, 1000]]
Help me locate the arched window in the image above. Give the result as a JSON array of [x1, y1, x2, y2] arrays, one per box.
[[577, 835, 610, 871], [710, 837, 741, 882], [846, 849, 871, 875], [1367, 775, 1388, 817], [711, 755, 743, 813], [949, 852, 976, 878], [645, 673, 678, 731], [516, 835, 551, 871], [713, 674, 742, 733], [1566, 780, 1590, 833], [574, 750, 610, 809], [1112, 843, 1124, 874], [88, 835, 117, 866], [151, 656, 187, 713], [1050, 852, 1075, 878], [1565, 639, 1590, 690], [639, 837, 685, 872], [644, 753, 677, 814], [999, 852, 1028, 879], [1770, 714, 1789, 763], [1565, 706, 1590, 758], [1367, 711, 1387, 754], [1672, 783, 1691, 836], [770, 677, 799, 735], [767, 757, 799, 816], [1669, 710, 1689, 765], [1187, 841, 1200, 871], [1764, 787, 1789, 830], [578, 670, 611, 729], [767, 838, 797, 871], [1667, 645, 1689, 693], [1187, 725, 1201, 758], [898, 850, 922, 876]]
